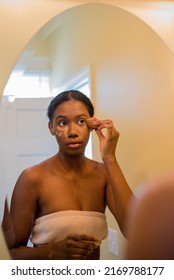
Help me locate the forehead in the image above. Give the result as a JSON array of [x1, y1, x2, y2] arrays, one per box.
[[53, 99, 90, 118]]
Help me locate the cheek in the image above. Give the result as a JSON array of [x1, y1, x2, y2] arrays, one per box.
[[55, 127, 67, 138], [56, 131, 62, 138], [82, 126, 90, 137]]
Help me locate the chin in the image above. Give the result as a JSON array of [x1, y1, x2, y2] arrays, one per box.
[[66, 149, 85, 157], [69, 152, 84, 157]]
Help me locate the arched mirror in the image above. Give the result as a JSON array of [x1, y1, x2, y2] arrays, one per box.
[[1, 2, 174, 260]]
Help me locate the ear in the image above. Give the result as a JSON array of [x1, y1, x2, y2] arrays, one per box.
[[48, 121, 55, 136]]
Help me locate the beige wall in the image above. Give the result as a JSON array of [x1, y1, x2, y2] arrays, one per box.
[[1, 0, 174, 260], [47, 4, 174, 258]]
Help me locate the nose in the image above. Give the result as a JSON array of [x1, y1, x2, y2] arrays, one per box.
[[67, 122, 78, 138]]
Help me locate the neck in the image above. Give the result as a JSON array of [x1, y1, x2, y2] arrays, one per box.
[[56, 151, 87, 171]]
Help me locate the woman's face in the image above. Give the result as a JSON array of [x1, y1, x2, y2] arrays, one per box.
[[49, 99, 91, 156]]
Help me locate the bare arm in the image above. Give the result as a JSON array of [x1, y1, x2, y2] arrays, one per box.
[[9, 169, 99, 260], [9, 168, 42, 259], [11, 233, 99, 260], [87, 118, 134, 236]]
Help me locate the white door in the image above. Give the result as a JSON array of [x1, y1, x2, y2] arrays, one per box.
[[0, 97, 57, 221]]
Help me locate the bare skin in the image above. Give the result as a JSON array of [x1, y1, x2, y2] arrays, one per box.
[[126, 173, 174, 260], [8, 99, 133, 260]]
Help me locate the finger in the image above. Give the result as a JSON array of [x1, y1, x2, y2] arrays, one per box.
[[96, 120, 113, 130], [96, 123, 119, 139], [70, 251, 94, 260], [70, 253, 86, 259], [95, 128, 105, 140], [66, 241, 95, 257], [67, 233, 98, 242], [77, 234, 99, 242], [95, 125, 114, 140], [66, 235, 98, 252]]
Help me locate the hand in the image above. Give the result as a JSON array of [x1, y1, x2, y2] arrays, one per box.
[[86, 117, 100, 130], [51, 234, 99, 260], [87, 117, 119, 161]]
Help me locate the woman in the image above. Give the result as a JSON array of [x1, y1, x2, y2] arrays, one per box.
[[8, 90, 133, 259]]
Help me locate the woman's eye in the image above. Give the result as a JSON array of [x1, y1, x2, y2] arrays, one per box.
[[78, 119, 86, 126], [58, 120, 67, 127]]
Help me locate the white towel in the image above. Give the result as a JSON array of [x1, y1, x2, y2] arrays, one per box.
[[30, 210, 108, 246]]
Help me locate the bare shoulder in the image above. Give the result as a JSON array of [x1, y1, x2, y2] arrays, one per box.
[[16, 155, 57, 184], [16, 165, 44, 186], [87, 158, 106, 174], [12, 157, 55, 195]]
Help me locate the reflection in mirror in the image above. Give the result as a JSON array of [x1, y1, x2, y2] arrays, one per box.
[[1, 2, 174, 260], [2, 198, 15, 249]]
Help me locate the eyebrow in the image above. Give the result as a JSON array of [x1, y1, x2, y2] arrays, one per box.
[[76, 114, 89, 118], [55, 114, 89, 121], [55, 115, 67, 120]]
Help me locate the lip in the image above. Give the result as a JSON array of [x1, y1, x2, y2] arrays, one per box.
[[67, 142, 82, 149]]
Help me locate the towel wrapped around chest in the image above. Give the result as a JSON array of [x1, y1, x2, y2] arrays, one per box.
[[30, 210, 108, 246]]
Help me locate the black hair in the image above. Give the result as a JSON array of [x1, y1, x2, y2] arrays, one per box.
[[47, 90, 94, 122]]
